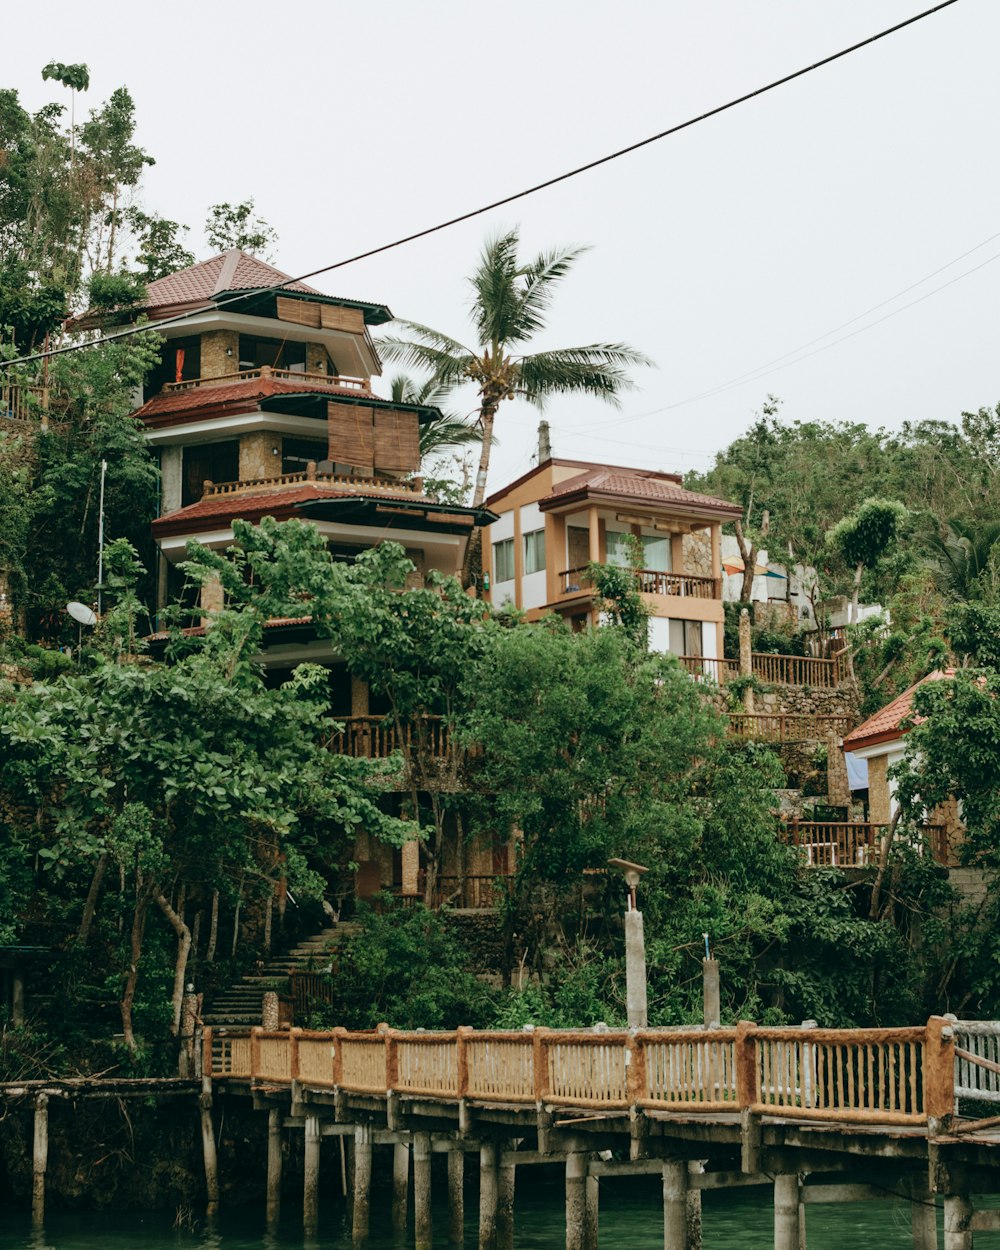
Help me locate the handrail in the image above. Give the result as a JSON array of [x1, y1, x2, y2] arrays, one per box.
[[727, 713, 854, 743], [162, 365, 369, 393], [782, 821, 949, 867], [1, 382, 49, 423], [679, 656, 740, 683], [205, 1016, 957, 1127], [750, 652, 846, 688], [558, 567, 719, 599], [203, 470, 423, 498], [325, 714, 453, 761]]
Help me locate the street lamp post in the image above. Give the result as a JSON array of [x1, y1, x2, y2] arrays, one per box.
[[608, 858, 648, 1029]]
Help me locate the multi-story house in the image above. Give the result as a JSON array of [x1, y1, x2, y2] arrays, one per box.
[[482, 458, 741, 664]]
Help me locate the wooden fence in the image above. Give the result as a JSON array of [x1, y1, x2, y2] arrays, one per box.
[[782, 821, 949, 868], [679, 653, 847, 688], [206, 1017, 959, 1127], [1, 382, 48, 424], [326, 715, 452, 761], [727, 713, 854, 743], [559, 568, 718, 599]]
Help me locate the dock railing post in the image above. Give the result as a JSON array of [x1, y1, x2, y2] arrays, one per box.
[[627, 1031, 649, 1160], [735, 1021, 761, 1173], [31, 1091, 48, 1228], [266, 1105, 282, 1229], [924, 1016, 956, 1135]]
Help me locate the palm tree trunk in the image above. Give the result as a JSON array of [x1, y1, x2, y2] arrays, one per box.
[[462, 404, 498, 588]]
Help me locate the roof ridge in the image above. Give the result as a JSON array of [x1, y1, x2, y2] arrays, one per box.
[[213, 250, 242, 294]]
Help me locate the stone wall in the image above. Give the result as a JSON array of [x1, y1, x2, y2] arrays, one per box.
[[754, 683, 860, 722], [239, 431, 279, 481], [200, 330, 239, 379], [682, 529, 712, 576]]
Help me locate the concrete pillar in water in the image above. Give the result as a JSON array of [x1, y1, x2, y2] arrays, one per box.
[[584, 1173, 599, 1250], [303, 1113, 321, 1237], [773, 1174, 801, 1250], [566, 1153, 588, 1250], [352, 1123, 372, 1246], [624, 909, 648, 1028], [414, 1131, 433, 1250], [266, 1107, 283, 1227], [662, 1160, 689, 1250], [199, 1075, 220, 1218], [31, 1092, 48, 1227], [448, 1146, 465, 1245], [393, 1139, 410, 1233], [911, 1193, 938, 1250], [497, 1154, 515, 1250], [479, 1141, 499, 1250], [943, 1194, 972, 1250]]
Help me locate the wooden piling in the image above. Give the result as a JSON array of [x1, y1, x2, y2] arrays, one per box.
[[584, 1172, 599, 1250], [774, 1174, 800, 1250], [497, 1153, 515, 1250], [393, 1139, 410, 1233], [566, 1152, 588, 1250], [943, 1194, 972, 1250], [479, 1141, 499, 1250], [31, 1092, 48, 1227], [414, 1131, 433, 1250], [266, 1106, 282, 1227], [199, 1075, 219, 1217], [352, 1123, 372, 1246], [303, 1113, 321, 1236], [448, 1145, 465, 1245], [911, 1192, 938, 1250], [662, 1160, 689, 1250]]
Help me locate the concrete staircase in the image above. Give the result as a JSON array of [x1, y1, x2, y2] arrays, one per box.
[[203, 922, 361, 1027]]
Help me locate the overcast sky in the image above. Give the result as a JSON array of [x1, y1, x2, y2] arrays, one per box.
[[7, 0, 997, 489]]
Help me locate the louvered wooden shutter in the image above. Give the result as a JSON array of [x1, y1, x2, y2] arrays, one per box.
[[373, 409, 420, 473], [328, 402, 373, 471], [276, 296, 321, 328]]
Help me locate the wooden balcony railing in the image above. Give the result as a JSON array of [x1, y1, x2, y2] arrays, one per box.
[[206, 1016, 958, 1128], [781, 820, 949, 867], [433, 874, 510, 909], [679, 655, 740, 683], [2, 381, 48, 424], [326, 715, 452, 761], [727, 713, 854, 743], [559, 567, 719, 599], [751, 652, 847, 688], [162, 365, 369, 393]]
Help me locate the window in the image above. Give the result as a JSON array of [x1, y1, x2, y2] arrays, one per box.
[[493, 538, 515, 583], [606, 530, 671, 571], [181, 440, 239, 506], [282, 437, 328, 474], [238, 335, 306, 373], [605, 531, 632, 567], [523, 528, 546, 575], [145, 335, 201, 396]]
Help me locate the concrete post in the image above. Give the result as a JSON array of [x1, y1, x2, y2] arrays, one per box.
[[266, 1107, 283, 1228], [702, 959, 720, 1029], [352, 1123, 373, 1246], [585, 1173, 599, 1250], [414, 1131, 433, 1250], [497, 1155, 515, 1250], [199, 1075, 220, 1218], [31, 1092, 48, 1227], [943, 1194, 972, 1250], [393, 1139, 410, 1234], [13, 970, 25, 1027], [303, 1113, 321, 1237], [479, 1141, 499, 1250], [566, 1152, 587, 1250], [663, 1160, 689, 1250], [774, 1173, 800, 1250], [624, 909, 648, 1029], [447, 1145, 465, 1245], [911, 1193, 938, 1250]]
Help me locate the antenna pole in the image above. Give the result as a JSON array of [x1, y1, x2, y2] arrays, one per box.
[[97, 459, 107, 616]]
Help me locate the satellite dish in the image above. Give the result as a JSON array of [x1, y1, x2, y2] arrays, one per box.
[[66, 601, 98, 627]]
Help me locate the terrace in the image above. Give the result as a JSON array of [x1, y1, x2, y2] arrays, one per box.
[[161, 364, 371, 394], [781, 819, 950, 868]]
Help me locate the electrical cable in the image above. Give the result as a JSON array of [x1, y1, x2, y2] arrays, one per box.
[[0, 0, 959, 373]]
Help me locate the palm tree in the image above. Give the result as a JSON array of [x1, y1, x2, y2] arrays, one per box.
[[927, 518, 1000, 600], [388, 373, 483, 460], [379, 229, 651, 575]]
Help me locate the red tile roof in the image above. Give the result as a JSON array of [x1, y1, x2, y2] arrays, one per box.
[[135, 375, 377, 422], [142, 250, 320, 310], [542, 468, 742, 515], [152, 481, 425, 536], [842, 669, 955, 751]]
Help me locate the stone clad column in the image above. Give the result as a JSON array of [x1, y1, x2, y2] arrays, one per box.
[[414, 1131, 433, 1250], [352, 1123, 373, 1246], [393, 1139, 410, 1233], [773, 1173, 800, 1250], [662, 1160, 689, 1250], [303, 1113, 321, 1236]]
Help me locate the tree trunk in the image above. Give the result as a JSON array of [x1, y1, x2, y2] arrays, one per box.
[[121, 881, 153, 1051], [77, 851, 109, 945], [851, 561, 864, 624], [733, 515, 768, 605], [155, 889, 192, 1036], [462, 403, 498, 588], [231, 873, 245, 959], [205, 889, 219, 963]]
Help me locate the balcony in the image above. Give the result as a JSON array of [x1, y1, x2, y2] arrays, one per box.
[[781, 820, 949, 868], [326, 715, 454, 760], [727, 713, 854, 743], [680, 652, 848, 688], [202, 466, 424, 499], [2, 381, 50, 425], [162, 365, 370, 394], [559, 566, 719, 599]]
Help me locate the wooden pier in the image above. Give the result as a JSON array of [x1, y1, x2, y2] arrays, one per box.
[[200, 1016, 1000, 1249]]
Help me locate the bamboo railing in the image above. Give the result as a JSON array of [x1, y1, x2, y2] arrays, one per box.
[[727, 713, 854, 743], [325, 715, 452, 761], [750, 652, 847, 688], [206, 1017, 958, 1127], [782, 821, 949, 868], [679, 656, 740, 683], [1, 381, 48, 424]]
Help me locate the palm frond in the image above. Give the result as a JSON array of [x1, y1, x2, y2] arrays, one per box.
[[378, 336, 475, 387], [470, 229, 526, 347], [518, 343, 653, 406], [516, 244, 591, 337], [420, 415, 485, 457], [388, 372, 457, 411], [380, 319, 472, 357]]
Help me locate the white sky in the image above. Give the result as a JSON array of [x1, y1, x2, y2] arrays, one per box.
[[6, 0, 997, 490]]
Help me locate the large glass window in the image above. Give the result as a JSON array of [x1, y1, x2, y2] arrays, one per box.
[[523, 528, 546, 575], [605, 531, 634, 567], [493, 538, 515, 583], [606, 530, 670, 571]]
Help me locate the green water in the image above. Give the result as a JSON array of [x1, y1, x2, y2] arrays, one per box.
[[6, 1176, 1000, 1250]]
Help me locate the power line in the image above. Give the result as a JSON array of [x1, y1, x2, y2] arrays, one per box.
[[1, 0, 960, 373]]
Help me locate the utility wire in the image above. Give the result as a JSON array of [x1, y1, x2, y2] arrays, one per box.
[[0, 0, 959, 373]]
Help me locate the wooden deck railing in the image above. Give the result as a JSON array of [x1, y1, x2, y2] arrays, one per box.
[[1, 381, 48, 424], [679, 656, 740, 683], [326, 715, 452, 761], [750, 652, 847, 688], [163, 365, 370, 393], [206, 1017, 958, 1127], [727, 713, 854, 743], [559, 567, 719, 599], [782, 821, 949, 867]]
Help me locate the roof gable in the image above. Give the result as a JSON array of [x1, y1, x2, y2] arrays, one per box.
[[143, 250, 319, 310], [842, 668, 955, 751]]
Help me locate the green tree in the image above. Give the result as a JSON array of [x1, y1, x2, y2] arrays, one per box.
[[204, 198, 277, 258], [380, 228, 650, 578], [826, 498, 908, 623]]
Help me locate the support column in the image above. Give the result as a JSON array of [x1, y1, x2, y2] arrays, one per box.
[[497, 1154, 515, 1250], [943, 1194, 972, 1250], [12, 970, 25, 1027], [774, 1173, 800, 1250], [266, 1107, 283, 1228], [31, 1092, 48, 1228], [448, 1146, 465, 1245], [662, 1160, 689, 1250], [566, 1153, 587, 1250], [414, 1131, 433, 1250], [585, 1172, 599, 1250], [702, 959, 720, 1029], [624, 909, 648, 1029], [199, 1076, 219, 1218], [393, 1139, 410, 1234], [911, 1192, 938, 1250], [352, 1123, 372, 1246], [303, 1113, 321, 1237], [479, 1141, 499, 1250]]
